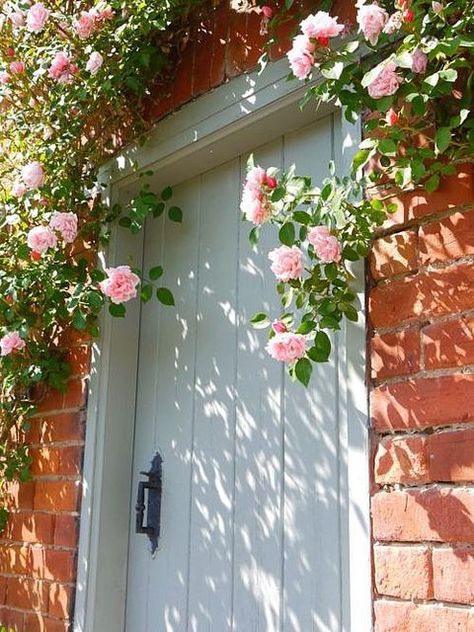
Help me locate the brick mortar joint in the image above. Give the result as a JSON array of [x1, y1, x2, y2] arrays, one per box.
[[371, 306, 474, 337], [370, 362, 474, 389]]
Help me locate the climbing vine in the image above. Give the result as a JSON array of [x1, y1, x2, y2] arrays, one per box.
[[241, 0, 474, 385], [0, 0, 206, 527]]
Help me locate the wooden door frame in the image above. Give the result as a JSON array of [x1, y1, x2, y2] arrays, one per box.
[[73, 56, 372, 632]]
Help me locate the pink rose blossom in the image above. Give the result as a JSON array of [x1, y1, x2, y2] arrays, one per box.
[[95, 5, 114, 22], [22, 161, 44, 190], [73, 11, 97, 39], [9, 12, 25, 27], [266, 332, 307, 363], [49, 211, 78, 243], [27, 226, 57, 254], [0, 331, 26, 356], [262, 6, 273, 18], [383, 11, 403, 34], [411, 49, 428, 74], [386, 108, 400, 126], [26, 3, 50, 33], [357, 3, 388, 45], [9, 61, 25, 75], [287, 34, 315, 80], [308, 226, 342, 263], [300, 11, 344, 40], [99, 266, 140, 304], [12, 181, 27, 197], [0, 72, 11, 85], [367, 61, 402, 99], [48, 52, 77, 84], [432, 1, 443, 13], [86, 51, 103, 75], [272, 320, 287, 334], [268, 245, 304, 281], [240, 166, 276, 225]]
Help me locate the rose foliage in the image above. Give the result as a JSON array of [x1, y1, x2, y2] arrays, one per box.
[[242, 0, 473, 386], [0, 0, 205, 527]]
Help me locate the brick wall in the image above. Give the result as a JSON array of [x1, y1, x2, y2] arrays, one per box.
[[2, 1, 473, 630], [370, 165, 474, 630]]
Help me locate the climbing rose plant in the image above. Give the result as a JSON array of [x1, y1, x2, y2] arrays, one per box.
[[0, 0, 206, 527], [242, 0, 473, 386]]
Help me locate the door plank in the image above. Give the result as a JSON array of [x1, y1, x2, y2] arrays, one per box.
[[232, 138, 284, 632], [186, 160, 240, 632]]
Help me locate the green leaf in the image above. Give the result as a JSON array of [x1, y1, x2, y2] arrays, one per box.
[[109, 303, 126, 318], [250, 312, 270, 329], [279, 222, 295, 246], [297, 320, 315, 335], [342, 246, 359, 262], [168, 206, 183, 223], [156, 287, 175, 306], [295, 357, 312, 386], [352, 149, 371, 171], [293, 211, 312, 225], [435, 127, 451, 153], [149, 265, 163, 280], [271, 187, 286, 202], [425, 173, 440, 193], [439, 68, 458, 82], [307, 331, 331, 362], [249, 226, 260, 245], [161, 186, 173, 201], [342, 304, 359, 322], [152, 202, 165, 218], [118, 216, 132, 228], [140, 284, 153, 303], [378, 139, 398, 156], [73, 310, 87, 330]]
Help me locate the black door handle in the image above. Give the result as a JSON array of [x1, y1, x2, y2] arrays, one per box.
[[135, 452, 163, 554]]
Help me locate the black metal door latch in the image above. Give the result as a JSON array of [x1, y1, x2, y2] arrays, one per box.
[[135, 452, 162, 554]]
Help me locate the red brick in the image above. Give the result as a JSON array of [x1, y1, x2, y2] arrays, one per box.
[[423, 317, 474, 370], [370, 230, 418, 281], [428, 429, 474, 483], [370, 275, 422, 329], [0, 607, 25, 632], [420, 263, 474, 320], [433, 547, 474, 605], [53, 516, 79, 549], [420, 210, 474, 265], [209, 2, 228, 88], [0, 576, 7, 605], [34, 481, 80, 513], [374, 545, 433, 600], [2, 512, 55, 545], [64, 345, 91, 379], [48, 583, 72, 619], [383, 164, 474, 227], [58, 446, 83, 477], [62, 380, 87, 410], [31, 548, 75, 583], [191, 12, 213, 96], [0, 545, 30, 575], [30, 448, 61, 477], [6, 577, 48, 612], [374, 435, 430, 486], [7, 482, 36, 511], [374, 600, 474, 632], [371, 373, 474, 431], [372, 488, 474, 543], [27, 413, 85, 445], [25, 613, 70, 632], [371, 329, 420, 381], [226, 12, 251, 78]]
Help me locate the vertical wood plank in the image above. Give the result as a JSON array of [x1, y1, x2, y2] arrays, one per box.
[[186, 160, 240, 631], [282, 116, 342, 632], [232, 138, 284, 632]]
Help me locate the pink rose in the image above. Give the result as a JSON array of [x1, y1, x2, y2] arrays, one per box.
[[386, 108, 400, 126], [26, 3, 50, 33], [9, 61, 25, 75], [357, 3, 388, 45], [22, 161, 44, 190], [49, 211, 78, 243], [308, 226, 342, 263], [300, 11, 344, 40], [73, 11, 97, 39], [262, 6, 273, 18], [367, 61, 402, 99], [246, 166, 267, 187], [411, 49, 428, 74], [0, 331, 26, 356], [0, 72, 11, 85], [266, 332, 307, 363], [268, 245, 304, 281], [240, 166, 277, 225], [287, 34, 315, 80], [99, 265, 140, 304], [95, 5, 114, 22], [11, 181, 27, 197], [27, 226, 57, 254], [432, 1, 443, 13], [9, 12, 25, 28], [272, 320, 287, 334], [48, 52, 77, 84], [86, 51, 103, 75]]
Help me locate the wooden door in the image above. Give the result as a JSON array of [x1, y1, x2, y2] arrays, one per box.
[[125, 112, 355, 632]]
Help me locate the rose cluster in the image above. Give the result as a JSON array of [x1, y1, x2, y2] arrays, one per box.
[[240, 166, 277, 225]]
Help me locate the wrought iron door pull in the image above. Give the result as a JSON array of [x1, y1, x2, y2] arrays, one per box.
[[135, 452, 162, 554]]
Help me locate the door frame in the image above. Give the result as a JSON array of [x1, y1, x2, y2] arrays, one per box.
[[73, 56, 372, 632]]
